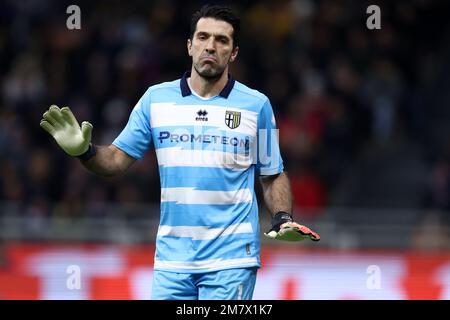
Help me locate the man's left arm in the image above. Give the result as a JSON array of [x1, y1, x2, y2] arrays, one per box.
[[259, 171, 292, 214], [260, 172, 320, 242]]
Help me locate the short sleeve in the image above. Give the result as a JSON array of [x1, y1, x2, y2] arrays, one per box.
[[112, 90, 152, 160], [256, 99, 284, 175]]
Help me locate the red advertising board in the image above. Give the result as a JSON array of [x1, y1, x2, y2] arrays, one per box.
[[1, 243, 449, 300]]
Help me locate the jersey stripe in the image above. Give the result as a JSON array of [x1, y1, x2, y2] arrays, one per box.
[[156, 147, 253, 169], [150, 102, 258, 136], [161, 175, 248, 191], [161, 187, 252, 205], [159, 166, 252, 180], [156, 232, 256, 261], [157, 223, 253, 240], [154, 257, 258, 271], [159, 203, 254, 227]]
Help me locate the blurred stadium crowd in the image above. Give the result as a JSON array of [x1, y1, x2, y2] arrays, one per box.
[[1, 0, 450, 236]]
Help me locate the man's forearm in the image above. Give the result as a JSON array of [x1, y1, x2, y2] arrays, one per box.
[[79, 144, 134, 177], [260, 171, 293, 216], [261, 172, 321, 242]]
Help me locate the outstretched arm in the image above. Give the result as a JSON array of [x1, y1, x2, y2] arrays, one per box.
[[40, 105, 136, 177], [259, 171, 320, 242], [80, 144, 136, 177]]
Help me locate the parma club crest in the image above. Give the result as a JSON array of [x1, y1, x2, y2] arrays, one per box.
[[225, 111, 241, 129]]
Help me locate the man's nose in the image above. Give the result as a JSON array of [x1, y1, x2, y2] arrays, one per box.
[[205, 38, 215, 53]]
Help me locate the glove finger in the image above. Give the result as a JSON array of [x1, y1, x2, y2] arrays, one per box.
[[272, 227, 306, 241], [61, 106, 79, 127], [294, 225, 320, 241], [281, 222, 321, 241], [47, 105, 65, 125], [40, 120, 56, 136], [81, 121, 93, 141], [43, 110, 62, 130], [50, 105, 69, 127]]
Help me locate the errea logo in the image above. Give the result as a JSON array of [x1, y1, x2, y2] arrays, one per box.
[[196, 109, 208, 121]]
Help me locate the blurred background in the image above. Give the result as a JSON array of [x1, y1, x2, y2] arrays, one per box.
[[1, 0, 450, 299]]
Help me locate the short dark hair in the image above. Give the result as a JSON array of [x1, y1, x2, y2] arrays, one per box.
[[190, 4, 240, 48]]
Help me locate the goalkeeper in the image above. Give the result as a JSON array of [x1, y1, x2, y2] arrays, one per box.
[[40, 4, 319, 300]]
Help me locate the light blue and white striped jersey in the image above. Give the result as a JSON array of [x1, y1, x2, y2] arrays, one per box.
[[113, 72, 283, 273]]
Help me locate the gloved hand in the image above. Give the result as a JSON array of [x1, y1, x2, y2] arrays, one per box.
[[264, 211, 320, 242], [40, 105, 93, 157]]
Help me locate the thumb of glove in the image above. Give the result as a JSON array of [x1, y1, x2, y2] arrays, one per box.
[[264, 231, 278, 239]]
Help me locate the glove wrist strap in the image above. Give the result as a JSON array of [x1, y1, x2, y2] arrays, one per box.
[[76, 143, 96, 162], [271, 211, 293, 230]]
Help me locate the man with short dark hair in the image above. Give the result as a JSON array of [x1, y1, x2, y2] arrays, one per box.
[[40, 4, 320, 300]]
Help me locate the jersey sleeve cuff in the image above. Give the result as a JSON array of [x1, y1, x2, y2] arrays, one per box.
[[112, 141, 142, 160], [258, 166, 284, 176]]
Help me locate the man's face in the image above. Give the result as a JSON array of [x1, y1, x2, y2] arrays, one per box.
[[188, 17, 239, 79]]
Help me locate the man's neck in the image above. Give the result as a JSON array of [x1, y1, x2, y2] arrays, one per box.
[[189, 67, 229, 98]]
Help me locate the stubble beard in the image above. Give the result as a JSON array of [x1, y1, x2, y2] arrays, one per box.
[[193, 62, 225, 80]]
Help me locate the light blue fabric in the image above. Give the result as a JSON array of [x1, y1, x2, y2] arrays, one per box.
[[151, 267, 258, 300]]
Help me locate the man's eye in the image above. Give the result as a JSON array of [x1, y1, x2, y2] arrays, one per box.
[[217, 37, 229, 44]]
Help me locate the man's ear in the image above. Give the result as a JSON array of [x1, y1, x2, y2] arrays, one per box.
[[187, 38, 192, 57], [229, 46, 239, 63]]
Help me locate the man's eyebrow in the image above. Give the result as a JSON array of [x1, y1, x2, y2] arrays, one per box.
[[196, 31, 231, 39], [215, 34, 230, 40]]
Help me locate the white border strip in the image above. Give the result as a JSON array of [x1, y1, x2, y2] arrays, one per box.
[[154, 257, 258, 270]]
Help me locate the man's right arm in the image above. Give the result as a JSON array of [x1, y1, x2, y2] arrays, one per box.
[[40, 105, 136, 177], [80, 144, 136, 177]]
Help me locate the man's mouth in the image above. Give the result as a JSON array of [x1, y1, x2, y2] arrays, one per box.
[[201, 56, 217, 62]]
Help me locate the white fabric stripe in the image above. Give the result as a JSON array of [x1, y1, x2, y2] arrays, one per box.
[[156, 147, 253, 169], [157, 223, 254, 240], [150, 103, 257, 136], [161, 187, 252, 205], [237, 284, 243, 300], [154, 257, 258, 270]]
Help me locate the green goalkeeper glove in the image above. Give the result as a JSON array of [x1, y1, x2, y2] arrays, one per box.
[[40, 105, 93, 157], [264, 212, 321, 242]]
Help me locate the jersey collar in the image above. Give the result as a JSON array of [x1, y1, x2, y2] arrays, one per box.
[[180, 71, 235, 99]]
